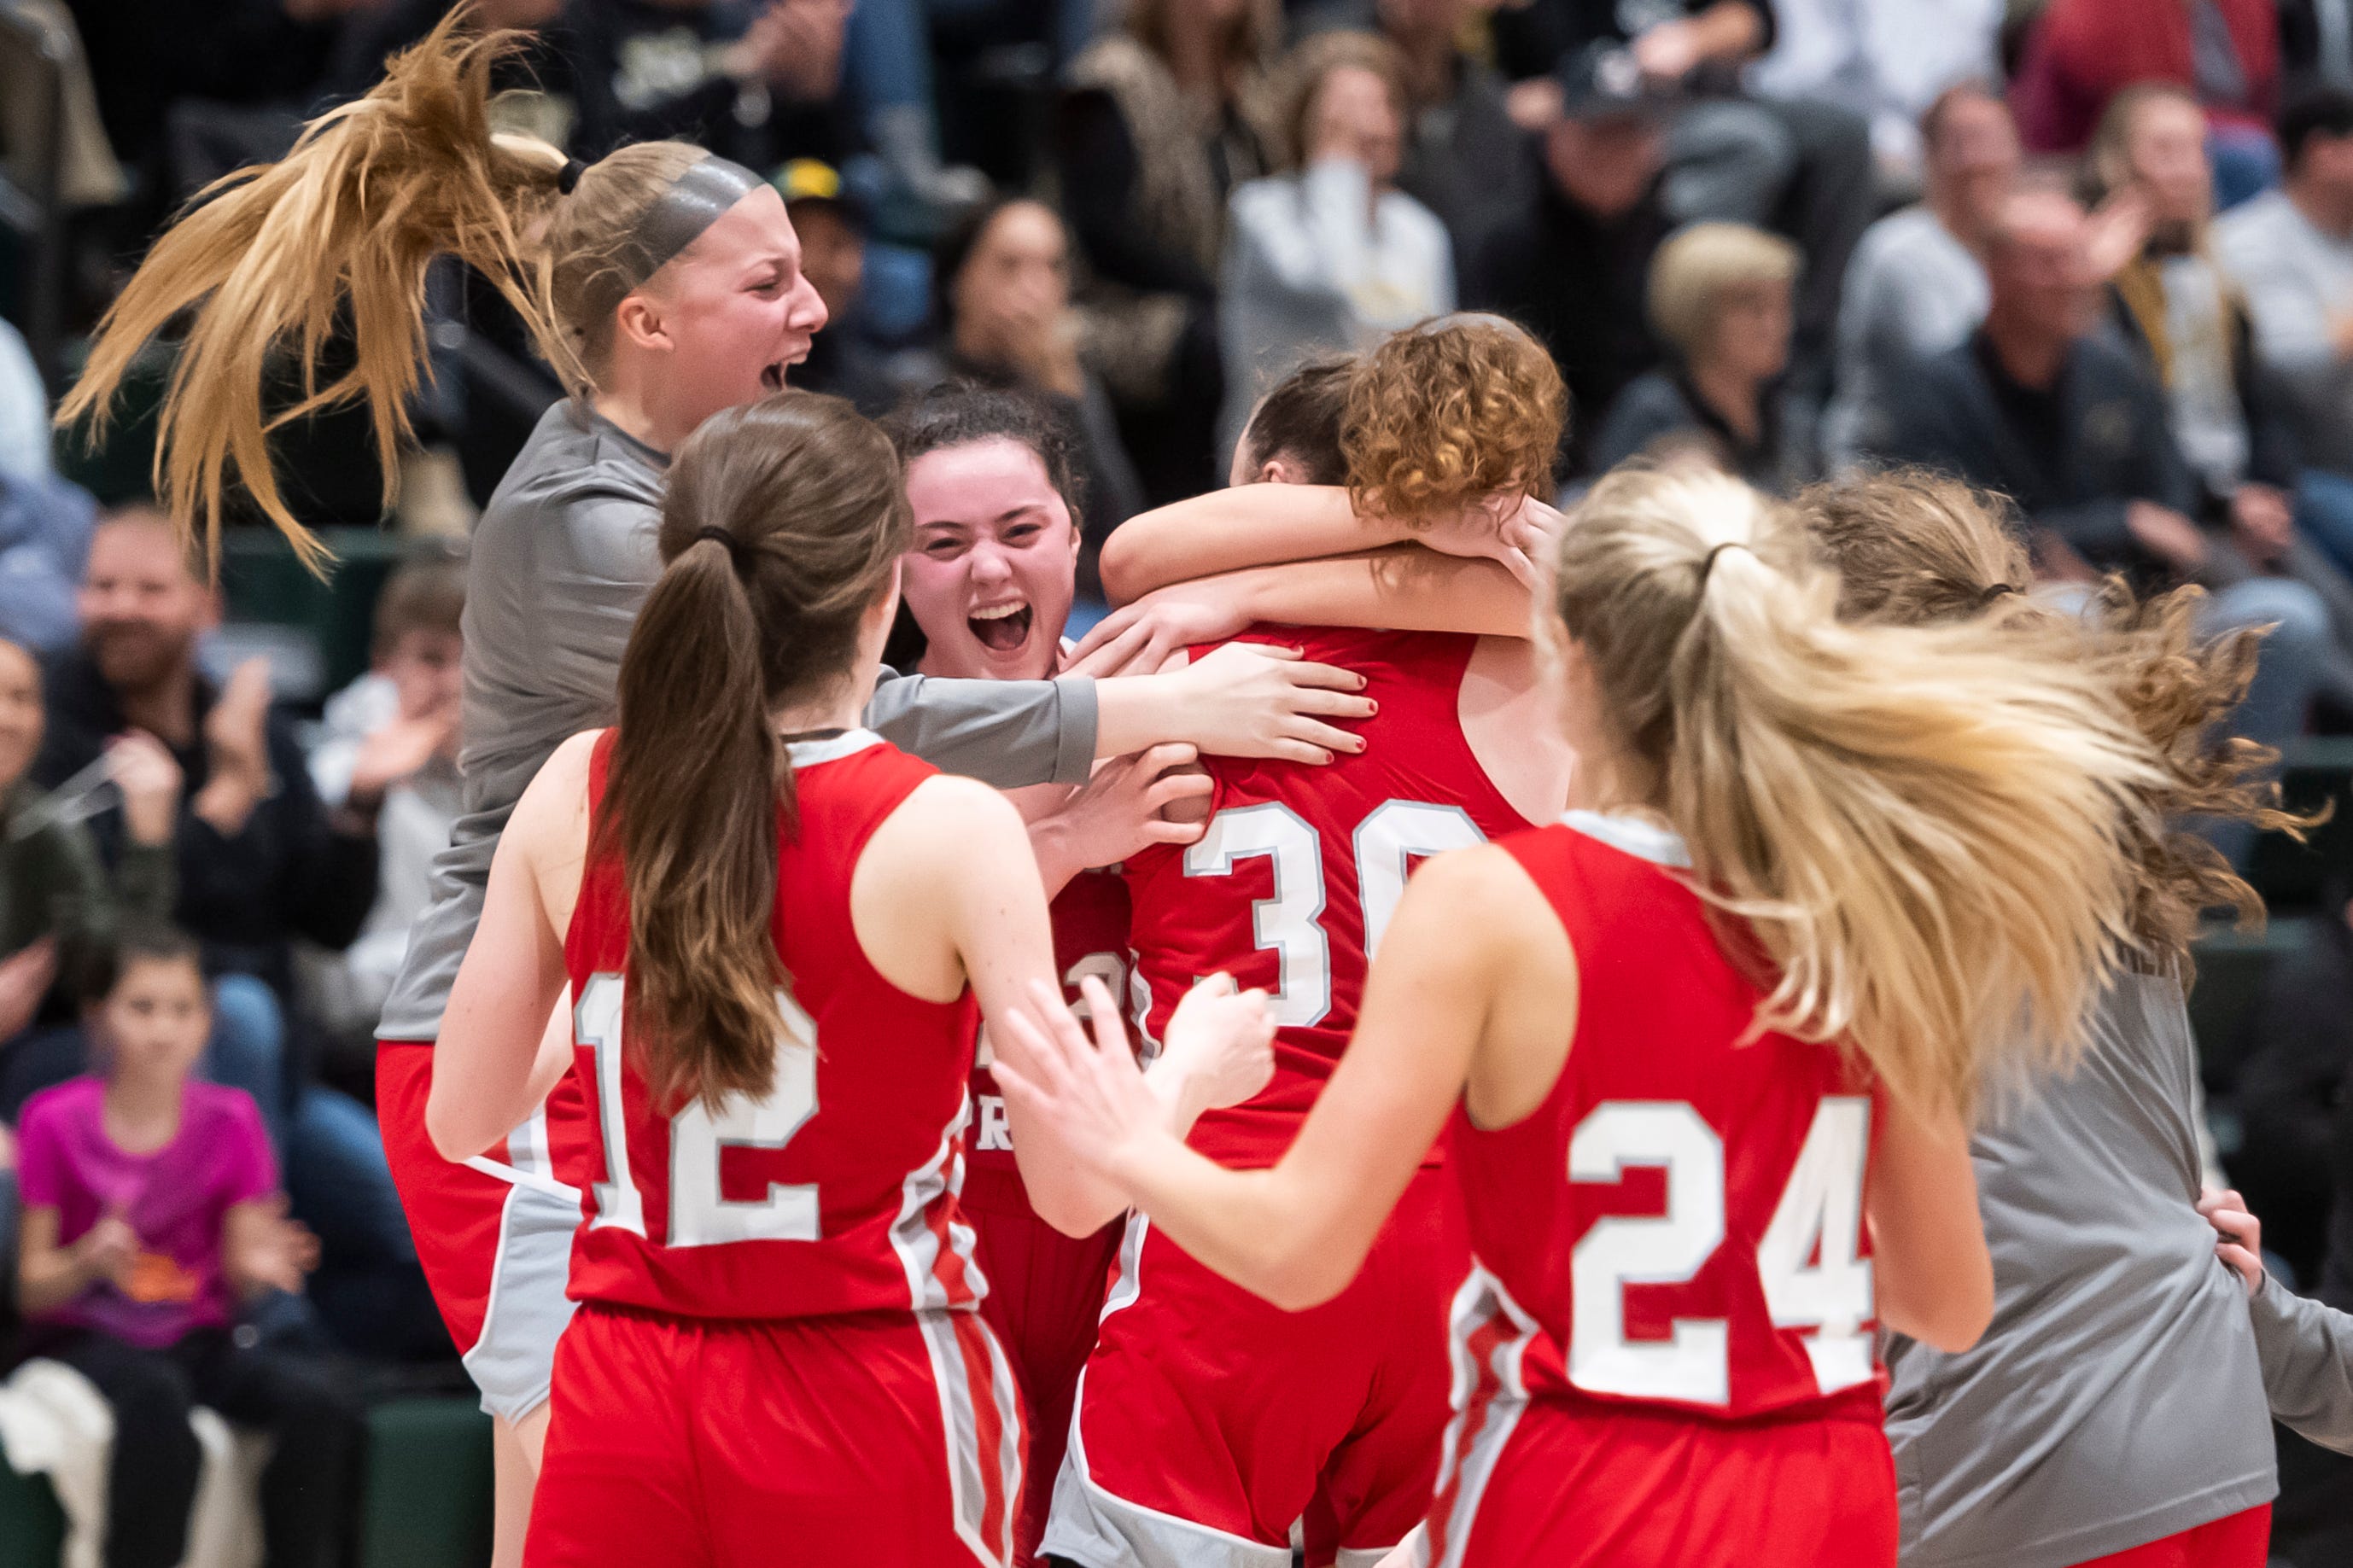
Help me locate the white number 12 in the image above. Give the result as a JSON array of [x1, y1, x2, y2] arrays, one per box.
[[575, 971, 822, 1247]]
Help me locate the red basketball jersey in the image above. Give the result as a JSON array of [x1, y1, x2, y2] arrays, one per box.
[[563, 729, 984, 1320], [962, 866, 1132, 1208], [1445, 817, 1885, 1426], [1124, 626, 1533, 1168]]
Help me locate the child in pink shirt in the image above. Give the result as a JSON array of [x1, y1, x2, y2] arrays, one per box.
[[15, 927, 363, 1568]]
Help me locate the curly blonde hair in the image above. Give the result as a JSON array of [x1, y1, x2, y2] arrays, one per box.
[[1795, 469, 2317, 973], [1342, 314, 1565, 523]]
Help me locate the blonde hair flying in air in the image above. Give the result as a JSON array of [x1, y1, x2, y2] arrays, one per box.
[[56, 8, 724, 569], [1551, 467, 2163, 1118]]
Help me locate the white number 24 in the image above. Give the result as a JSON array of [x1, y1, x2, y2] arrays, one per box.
[[1568, 1096, 1874, 1405], [575, 971, 822, 1247]]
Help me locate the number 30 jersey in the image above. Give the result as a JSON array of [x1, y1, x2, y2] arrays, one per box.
[[562, 729, 984, 1321], [1446, 816, 1886, 1426], [1124, 626, 1533, 1169]]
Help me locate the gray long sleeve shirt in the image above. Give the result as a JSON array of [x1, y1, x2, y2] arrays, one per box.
[[2249, 1271, 2353, 1455], [377, 399, 1098, 1041], [1883, 972, 2276, 1568]]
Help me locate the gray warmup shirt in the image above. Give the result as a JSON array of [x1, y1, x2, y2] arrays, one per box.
[[1884, 971, 2276, 1568], [377, 399, 1099, 1041]]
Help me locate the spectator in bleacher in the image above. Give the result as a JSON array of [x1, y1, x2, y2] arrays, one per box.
[[2090, 83, 2353, 654], [1741, 0, 2002, 187], [60, 0, 351, 174], [2281, 0, 2353, 93], [1462, 42, 1671, 479], [562, 0, 858, 167], [1056, 0, 1280, 503], [1873, 188, 2337, 863], [921, 197, 1147, 598], [0, 321, 50, 485], [15, 925, 362, 1568], [2232, 877, 2353, 1294], [775, 160, 897, 417], [1592, 222, 1813, 493], [1823, 83, 2016, 467], [1290, 0, 1538, 276], [2011, 0, 2280, 205], [2216, 85, 2353, 522], [0, 636, 179, 1119], [1487, 3, 1874, 392], [0, 472, 96, 658], [304, 557, 464, 1067], [29, 509, 433, 1357], [1218, 31, 1455, 462]]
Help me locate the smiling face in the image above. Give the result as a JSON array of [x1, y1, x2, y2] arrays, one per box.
[[78, 513, 213, 699], [901, 438, 1082, 682], [628, 184, 830, 431]]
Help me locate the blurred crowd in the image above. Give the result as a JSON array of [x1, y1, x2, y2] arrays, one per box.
[[7, 0, 2353, 1522]]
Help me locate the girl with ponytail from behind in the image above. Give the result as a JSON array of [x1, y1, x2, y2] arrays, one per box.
[[995, 465, 2171, 1568], [423, 391, 1278, 1568], [1807, 472, 2304, 1568], [55, 15, 1372, 1557]]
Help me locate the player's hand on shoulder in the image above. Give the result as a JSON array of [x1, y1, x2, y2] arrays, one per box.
[[1041, 744, 1212, 870], [1066, 581, 1255, 677], [1168, 641, 1373, 765]]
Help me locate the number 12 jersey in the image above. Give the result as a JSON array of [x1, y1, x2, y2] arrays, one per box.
[[561, 730, 986, 1321]]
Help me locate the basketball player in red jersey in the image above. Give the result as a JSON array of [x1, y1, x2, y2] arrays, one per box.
[[1037, 320, 1574, 1568], [890, 384, 1175, 1566], [423, 393, 1276, 1568], [1002, 465, 2175, 1568]]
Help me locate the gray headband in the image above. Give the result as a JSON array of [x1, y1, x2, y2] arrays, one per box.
[[613, 155, 768, 289]]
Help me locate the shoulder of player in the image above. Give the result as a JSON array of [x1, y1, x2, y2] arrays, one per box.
[[1398, 842, 1561, 964], [506, 731, 603, 858], [870, 773, 1027, 857]]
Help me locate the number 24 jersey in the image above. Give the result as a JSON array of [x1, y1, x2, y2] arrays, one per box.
[[1451, 817, 1887, 1425]]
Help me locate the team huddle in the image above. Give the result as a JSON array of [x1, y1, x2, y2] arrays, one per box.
[[55, 12, 2353, 1568]]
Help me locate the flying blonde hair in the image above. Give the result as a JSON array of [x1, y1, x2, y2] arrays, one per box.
[[1797, 469, 2315, 974], [1553, 466, 2163, 1118], [57, 9, 722, 570]]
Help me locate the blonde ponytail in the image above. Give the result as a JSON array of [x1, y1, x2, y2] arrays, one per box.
[[1554, 467, 2162, 1117], [55, 10, 579, 569]]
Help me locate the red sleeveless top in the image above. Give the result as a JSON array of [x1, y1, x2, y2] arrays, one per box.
[[563, 729, 984, 1320], [1445, 814, 1886, 1425], [1124, 625, 1532, 1168]]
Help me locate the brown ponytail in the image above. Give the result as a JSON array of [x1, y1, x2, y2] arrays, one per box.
[[603, 393, 909, 1110], [1797, 469, 2318, 974], [56, 7, 727, 568]]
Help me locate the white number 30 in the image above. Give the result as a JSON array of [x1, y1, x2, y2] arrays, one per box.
[[1568, 1096, 1873, 1405]]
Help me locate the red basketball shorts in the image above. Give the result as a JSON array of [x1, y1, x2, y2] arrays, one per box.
[[525, 1301, 1025, 1568], [1417, 1389, 1899, 1568], [2067, 1504, 2273, 1568], [1042, 1167, 1467, 1568], [965, 1173, 1121, 1568], [378, 1039, 591, 1420]]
